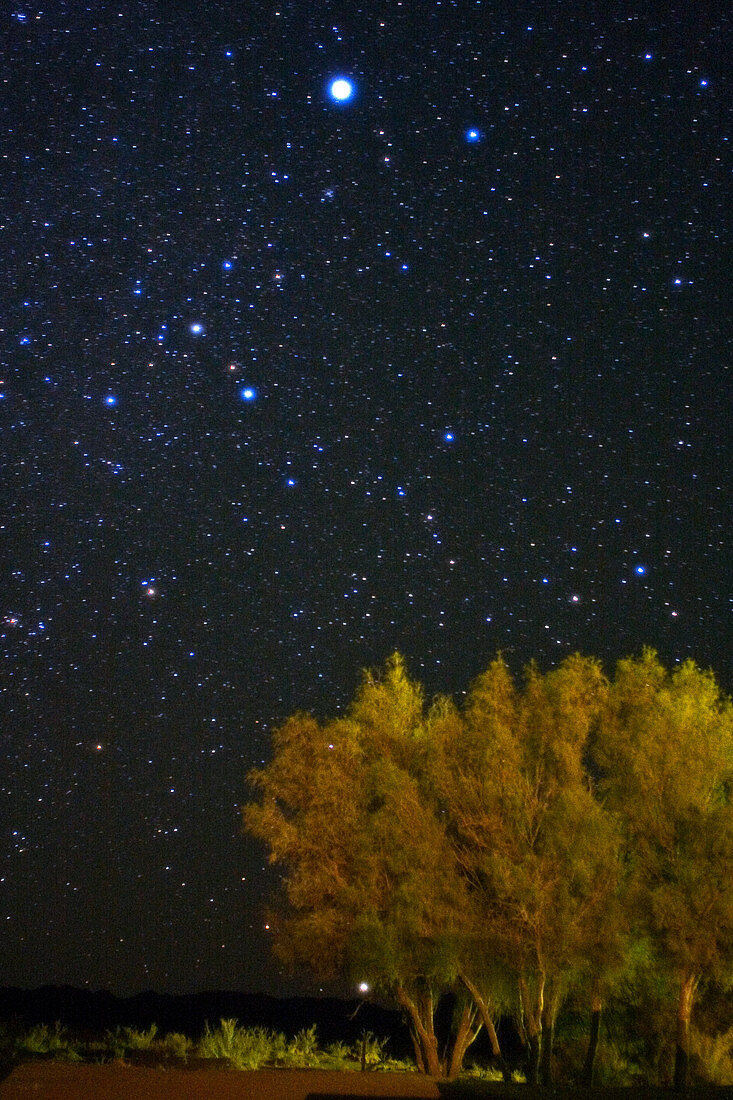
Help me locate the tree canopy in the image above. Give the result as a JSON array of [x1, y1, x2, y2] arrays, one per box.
[[593, 649, 733, 1087], [243, 649, 732, 1086]]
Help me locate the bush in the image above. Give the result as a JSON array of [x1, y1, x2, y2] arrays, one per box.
[[154, 1031, 192, 1062], [281, 1025, 319, 1067], [197, 1019, 278, 1069], [323, 1040, 355, 1069], [352, 1030, 388, 1070], [461, 1061, 517, 1084], [120, 1024, 158, 1051], [7, 1016, 410, 1075], [15, 1023, 81, 1062]]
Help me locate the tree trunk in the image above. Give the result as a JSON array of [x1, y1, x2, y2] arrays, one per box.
[[674, 973, 698, 1091], [539, 1004, 553, 1086], [539, 1024, 552, 1087], [446, 999, 482, 1080], [407, 1027, 425, 1075], [519, 975, 543, 1086], [580, 987, 602, 1087], [539, 980, 560, 1087], [395, 985, 443, 1078], [459, 972, 512, 1083], [526, 1031, 541, 1086]]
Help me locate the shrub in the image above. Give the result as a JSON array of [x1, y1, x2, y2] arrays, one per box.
[[324, 1040, 355, 1069], [462, 1063, 508, 1083], [281, 1025, 319, 1067], [120, 1024, 158, 1051], [197, 1019, 277, 1069], [154, 1031, 192, 1062], [352, 1031, 388, 1070], [15, 1023, 81, 1062]]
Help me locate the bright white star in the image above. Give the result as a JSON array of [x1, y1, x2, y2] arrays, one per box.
[[329, 77, 354, 102]]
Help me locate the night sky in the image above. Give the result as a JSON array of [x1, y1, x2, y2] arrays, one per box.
[[1, 2, 729, 996]]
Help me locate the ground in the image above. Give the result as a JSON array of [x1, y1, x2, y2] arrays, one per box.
[[1, 1063, 731, 1098], [0, 1064, 441, 1100]]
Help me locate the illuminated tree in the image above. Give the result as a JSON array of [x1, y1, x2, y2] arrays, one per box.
[[243, 647, 730, 1086], [425, 659, 517, 1081], [243, 654, 481, 1078], [594, 650, 733, 1089], [434, 654, 622, 1085]]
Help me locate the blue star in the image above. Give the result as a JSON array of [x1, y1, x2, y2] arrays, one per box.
[[328, 77, 354, 103], [240, 386, 256, 401], [190, 322, 204, 335], [444, 431, 454, 442], [104, 395, 117, 407], [635, 564, 646, 576], [465, 128, 482, 143]]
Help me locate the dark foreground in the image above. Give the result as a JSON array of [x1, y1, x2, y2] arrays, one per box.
[[0, 1064, 731, 1100], [0, 1064, 439, 1099]]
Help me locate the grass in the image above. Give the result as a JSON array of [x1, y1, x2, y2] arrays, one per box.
[[0, 1018, 411, 1074], [11, 1022, 82, 1062], [2, 1020, 730, 1092], [197, 1019, 279, 1069]]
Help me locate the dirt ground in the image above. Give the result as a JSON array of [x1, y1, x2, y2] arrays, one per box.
[[0, 1063, 441, 1100], [1, 1064, 730, 1098]]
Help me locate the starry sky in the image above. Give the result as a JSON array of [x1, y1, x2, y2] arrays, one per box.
[[1, 2, 730, 996]]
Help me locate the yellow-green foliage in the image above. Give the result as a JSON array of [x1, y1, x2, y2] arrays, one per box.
[[119, 1023, 157, 1050], [692, 1024, 733, 1086], [244, 649, 733, 1084], [15, 1022, 81, 1062], [197, 1019, 279, 1069]]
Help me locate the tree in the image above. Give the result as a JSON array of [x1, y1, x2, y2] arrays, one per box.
[[420, 688, 516, 1081], [594, 650, 733, 1089], [244, 654, 481, 1078], [243, 647, 731, 1086], [243, 709, 365, 980], [434, 654, 622, 1085]]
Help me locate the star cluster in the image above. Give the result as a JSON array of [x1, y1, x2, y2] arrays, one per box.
[[0, 3, 729, 994]]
